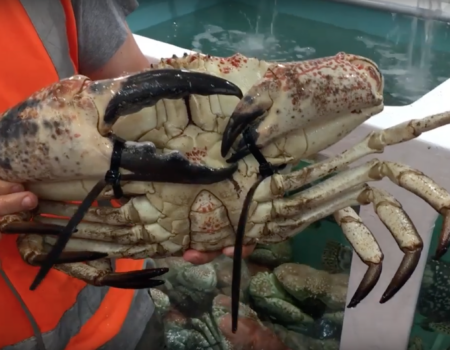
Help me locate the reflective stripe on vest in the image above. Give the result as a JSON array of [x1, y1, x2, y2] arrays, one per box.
[[0, 0, 154, 349]]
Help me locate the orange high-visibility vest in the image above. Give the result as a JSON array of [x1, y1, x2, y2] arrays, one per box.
[[0, 1, 151, 349]]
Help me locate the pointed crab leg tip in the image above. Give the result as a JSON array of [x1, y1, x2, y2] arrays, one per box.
[[380, 283, 400, 304], [378, 250, 420, 305], [379, 294, 391, 304], [346, 300, 359, 308], [345, 263, 382, 309], [434, 247, 447, 260]]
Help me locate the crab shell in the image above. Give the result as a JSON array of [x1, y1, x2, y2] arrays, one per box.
[[27, 52, 383, 253]]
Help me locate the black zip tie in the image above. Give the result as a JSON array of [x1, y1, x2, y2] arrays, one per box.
[[231, 128, 283, 333], [105, 138, 125, 199], [30, 137, 127, 290], [242, 130, 276, 178]]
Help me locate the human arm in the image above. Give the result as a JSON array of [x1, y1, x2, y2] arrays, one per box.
[[72, 0, 148, 79], [71, 0, 254, 263]]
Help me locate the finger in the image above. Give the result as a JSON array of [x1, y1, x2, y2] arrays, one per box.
[[0, 181, 25, 196], [223, 245, 256, 258], [0, 192, 38, 215], [183, 249, 222, 265]]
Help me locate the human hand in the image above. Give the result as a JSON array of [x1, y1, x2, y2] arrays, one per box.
[[183, 245, 256, 265], [0, 180, 38, 239]]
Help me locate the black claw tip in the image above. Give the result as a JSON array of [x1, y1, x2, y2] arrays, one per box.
[[104, 69, 243, 126], [226, 147, 250, 164], [224, 126, 261, 163], [221, 108, 265, 158], [106, 279, 166, 289], [102, 268, 169, 289], [120, 142, 238, 185]]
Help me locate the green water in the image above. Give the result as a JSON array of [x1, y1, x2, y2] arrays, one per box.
[[137, 1, 450, 106]]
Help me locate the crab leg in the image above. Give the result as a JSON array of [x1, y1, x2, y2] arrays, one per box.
[[333, 207, 383, 307], [17, 234, 168, 289], [258, 111, 450, 197], [250, 159, 439, 305], [252, 180, 418, 308], [245, 111, 450, 257]]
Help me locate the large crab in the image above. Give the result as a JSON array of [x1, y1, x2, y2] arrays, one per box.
[[2, 52, 450, 319]]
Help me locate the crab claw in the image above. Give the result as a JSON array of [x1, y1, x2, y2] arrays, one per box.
[[93, 69, 243, 135], [25, 70, 244, 291], [221, 53, 384, 161], [89, 68, 244, 184]]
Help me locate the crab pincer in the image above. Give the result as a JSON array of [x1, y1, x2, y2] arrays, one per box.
[[97, 68, 243, 185], [221, 55, 383, 161], [0, 68, 243, 290]]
